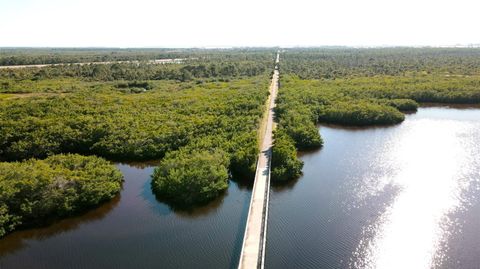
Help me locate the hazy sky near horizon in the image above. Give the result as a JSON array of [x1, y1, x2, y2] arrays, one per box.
[[1, 0, 479, 47]]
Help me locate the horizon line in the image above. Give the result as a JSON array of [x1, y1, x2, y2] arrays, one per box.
[[2, 44, 480, 50]]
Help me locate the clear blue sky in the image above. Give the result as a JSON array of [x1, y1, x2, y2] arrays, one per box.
[[1, 0, 479, 47]]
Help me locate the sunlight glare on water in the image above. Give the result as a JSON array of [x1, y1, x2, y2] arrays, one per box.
[[352, 118, 478, 269]]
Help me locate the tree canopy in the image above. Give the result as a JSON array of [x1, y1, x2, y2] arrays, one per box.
[[0, 154, 123, 237]]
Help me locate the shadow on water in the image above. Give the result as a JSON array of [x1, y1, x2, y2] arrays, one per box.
[[149, 186, 229, 219], [297, 146, 323, 157], [0, 195, 120, 256], [318, 122, 402, 131], [143, 176, 252, 269], [420, 103, 480, 109], [228, 180, 252, 269], [270, 176, 301, 192], [145, 175, 251, 218], [230, 173, 254, 190]]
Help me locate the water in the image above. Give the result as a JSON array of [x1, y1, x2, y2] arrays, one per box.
[[1, 107, 479, 269], [0, 164, 252, 269], [266, 106, 480, 269]]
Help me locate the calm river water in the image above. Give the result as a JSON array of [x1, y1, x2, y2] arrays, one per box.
[[0, 165, 252, 269], [0, 107, 479, 269], [266, 106, 480, 269]]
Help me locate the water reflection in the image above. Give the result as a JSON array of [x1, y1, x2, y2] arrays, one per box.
[[162, 188, 228, 219], [0, 196, 120, 256], [230, 177, 255, 191], [351, 118, 479, 268], [266, 107, 480, 269]]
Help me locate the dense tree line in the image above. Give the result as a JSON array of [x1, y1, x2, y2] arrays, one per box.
[[0, 48, 180, 65], [0, 48, 276, 66], [0, 154, 123, 237], [271, 129, 303, 181], [0, 61, 270, 84], [316, 100, 405, 125], [0, 77, 268, 161], [282, 47, 480, 78], [284, 75, 480, 105]]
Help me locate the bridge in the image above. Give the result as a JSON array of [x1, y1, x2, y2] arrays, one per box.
[[238, 52, 279, 269]]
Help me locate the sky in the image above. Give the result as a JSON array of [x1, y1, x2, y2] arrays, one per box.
[[0, 0, 479, 47]]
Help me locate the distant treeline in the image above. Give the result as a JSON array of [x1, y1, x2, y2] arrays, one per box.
[[282, 47, 480, 78], [0, 61, 270, 82], [0, 48, 276, 66]]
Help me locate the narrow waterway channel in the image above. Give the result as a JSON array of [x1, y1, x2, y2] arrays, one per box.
[[266, 106, 480, 269]]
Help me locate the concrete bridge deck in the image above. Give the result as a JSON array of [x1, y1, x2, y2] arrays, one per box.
[[238, 53, 279, 269]]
